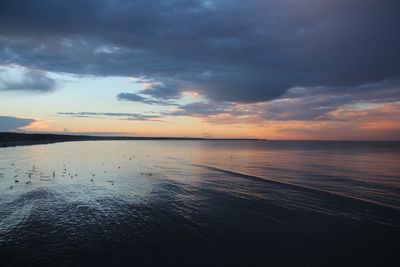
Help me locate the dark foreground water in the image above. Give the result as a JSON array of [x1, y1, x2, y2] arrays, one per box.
[[0, 140, 399, 266]]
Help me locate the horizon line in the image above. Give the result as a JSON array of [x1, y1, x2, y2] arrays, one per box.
[[1, 132, 400, 142]]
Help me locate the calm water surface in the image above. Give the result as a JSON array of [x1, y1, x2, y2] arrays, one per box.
[[0, 140, 399, 266]]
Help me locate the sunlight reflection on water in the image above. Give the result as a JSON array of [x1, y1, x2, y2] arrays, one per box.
[[0, 140, 399, 266]]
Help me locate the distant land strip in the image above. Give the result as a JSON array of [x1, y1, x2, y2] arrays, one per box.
[[0, 132, 265, 148]]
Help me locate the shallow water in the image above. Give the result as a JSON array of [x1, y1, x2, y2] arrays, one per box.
[[0, 140, 399, 266]]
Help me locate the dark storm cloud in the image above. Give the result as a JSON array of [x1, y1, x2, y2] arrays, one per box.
[[165, 80, 400, 122], [138, 82, 183, 100], [0, 68, 56, 92], [268, 80, 400, 121], [0, 116, 35, 131], [0, 0, 399, 102], [287, 80, 400, 104], [56, 112, 162, 121]]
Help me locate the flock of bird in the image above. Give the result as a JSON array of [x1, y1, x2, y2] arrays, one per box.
[[0, 154, 155, 190]]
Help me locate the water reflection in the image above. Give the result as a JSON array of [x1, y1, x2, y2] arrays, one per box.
[[0, 141, 399, 266]]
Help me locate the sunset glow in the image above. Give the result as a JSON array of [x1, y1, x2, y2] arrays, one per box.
[[1, 2, 400, 266], [0, 1, 399, 140]]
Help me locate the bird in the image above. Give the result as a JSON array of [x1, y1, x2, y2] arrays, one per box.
[[15, 179, 19, 183], [91, 178, 94, 182], [9, 185, 13, 189]]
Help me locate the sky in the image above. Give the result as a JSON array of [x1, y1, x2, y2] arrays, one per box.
[[0, 0, 399, 140]]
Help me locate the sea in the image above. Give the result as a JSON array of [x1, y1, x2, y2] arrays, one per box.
[[0, 140, 399, 266]]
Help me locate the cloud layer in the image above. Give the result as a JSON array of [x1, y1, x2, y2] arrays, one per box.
[[117, 92, 176, 106], [1, 0, 399, 102], [0, 67, 56, 92], [0, 116, 35, 131], [1, 0, 399, 139], [56, 112, 163, 121]]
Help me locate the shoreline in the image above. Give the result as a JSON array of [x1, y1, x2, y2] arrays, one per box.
[[0, 132, 265, 148], [0, 140, 76, 148], [1, 132, 398, 148]]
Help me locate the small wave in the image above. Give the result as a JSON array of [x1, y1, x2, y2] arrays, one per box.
[[13, 187, 58, 203], [0, 204, 34, 238], [0, 189, 57, 237], [194, 163, 400, 212]]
